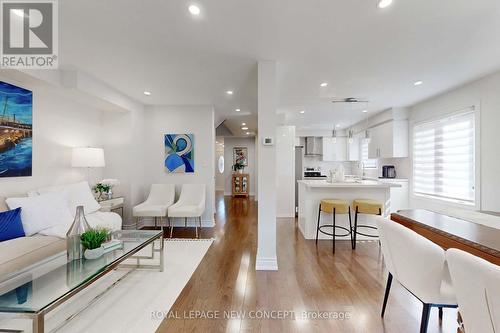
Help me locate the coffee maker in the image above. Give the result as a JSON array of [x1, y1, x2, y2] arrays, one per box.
[[382, 165, 396, 178]]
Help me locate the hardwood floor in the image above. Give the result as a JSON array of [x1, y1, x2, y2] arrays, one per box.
[[156, 192, 458, 333]]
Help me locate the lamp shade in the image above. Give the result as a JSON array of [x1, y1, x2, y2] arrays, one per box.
[[71, 147, 105, 168]]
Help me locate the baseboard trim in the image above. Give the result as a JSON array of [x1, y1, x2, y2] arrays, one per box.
[[255, 257, 278, 271]]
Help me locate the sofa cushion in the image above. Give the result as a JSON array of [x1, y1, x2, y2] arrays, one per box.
[[0, 196, 8, 213], [0, 208, 25, 242], [85, 211, 122, 231], [6, 192, 74, 236], [36, 181, 101, 215], [0, 236, 65, 278]]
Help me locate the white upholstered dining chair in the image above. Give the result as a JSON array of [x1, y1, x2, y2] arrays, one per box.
[[447, 248, 500, 333], [376, 216, 457, 333], [168, 184, 206, 238], [133, 184, 175, 230]]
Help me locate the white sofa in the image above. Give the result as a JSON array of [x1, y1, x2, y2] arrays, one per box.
[[0, 181, 122, 278]]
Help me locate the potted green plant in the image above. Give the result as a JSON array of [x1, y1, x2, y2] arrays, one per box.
[[232, 161, 245, 174], [93, 183, 111, 201], [93, 179, 120, 200], [81, 228, 110, 259]]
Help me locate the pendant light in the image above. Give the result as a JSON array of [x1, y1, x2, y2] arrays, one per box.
[[363, 109, 371, 143], [332, 128, 337, 144], [348, 129, 354, 144]]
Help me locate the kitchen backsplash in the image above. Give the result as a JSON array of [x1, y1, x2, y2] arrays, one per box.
[[352, 157, 410, 179], [302, 156, 355, 175]]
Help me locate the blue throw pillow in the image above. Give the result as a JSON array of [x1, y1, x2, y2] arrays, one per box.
[[0, 208, 25, 242]]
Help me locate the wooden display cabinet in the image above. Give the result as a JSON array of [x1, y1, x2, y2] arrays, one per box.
[[232, 173, 250, 197]]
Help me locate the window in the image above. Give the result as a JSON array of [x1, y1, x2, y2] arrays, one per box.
[[413, 109, 475, 205], [361, 139, 377, 169]]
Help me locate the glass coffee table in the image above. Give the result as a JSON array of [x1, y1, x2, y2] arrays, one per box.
[[0, 230, 163, 333]]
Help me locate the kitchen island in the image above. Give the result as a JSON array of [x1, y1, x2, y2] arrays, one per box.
[[297, 179, 401, 240]]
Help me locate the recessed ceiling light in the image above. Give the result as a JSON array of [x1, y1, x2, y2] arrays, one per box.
[[377, 0, 393, 9], [362, 110, 368, 113], [336, 124, 341, 128], [235, 108, 241, 112], [242, 127, 249, 130], [188, 5, 201, 16], [414, 80, 423, 86], [242, 122, 246, 126], [143, 91, 151, 96], [320, 82, 328, 87], [226, 90, 234, 95], [299, 110, 305, 114], [246, 132, 250, 135]]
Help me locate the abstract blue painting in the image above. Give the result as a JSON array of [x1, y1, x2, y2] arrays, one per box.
[[0, 82, 32, 178], [164, 134, 194, 173]]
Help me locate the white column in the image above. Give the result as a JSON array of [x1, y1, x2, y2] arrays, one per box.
[[256, 61, 278, 271], [276, 125, 296, 218]]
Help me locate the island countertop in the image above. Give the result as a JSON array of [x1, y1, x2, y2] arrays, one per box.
[[297, 179, 401, 188]]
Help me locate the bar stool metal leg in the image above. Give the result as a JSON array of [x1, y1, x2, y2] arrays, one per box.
[[315, 204, 321, 245], [348, 207, 353, 249], [353, 206, 359, 249], [332, 207, 336, 253]]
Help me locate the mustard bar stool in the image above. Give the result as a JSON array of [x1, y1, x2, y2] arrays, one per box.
[[316, 199, 353, 253], [352, 199, 383, 249]]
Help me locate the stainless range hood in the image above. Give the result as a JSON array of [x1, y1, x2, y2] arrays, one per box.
[[304, 137, 323, 156]]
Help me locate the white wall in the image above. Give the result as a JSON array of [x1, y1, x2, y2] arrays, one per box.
[[409, 70, 500, 212], [0, 77, 103, 198], [276, 126, 295, 217], [101, 105, 145, 227], [141, 106, 215, 226], [223, 137, 256, 196]]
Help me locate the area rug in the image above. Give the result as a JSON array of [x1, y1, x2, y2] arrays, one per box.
[[0, 239, 213, 333]]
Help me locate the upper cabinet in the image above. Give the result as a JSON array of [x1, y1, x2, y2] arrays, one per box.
[[322, 137, 347, 161], [368, 120, 409, 159]]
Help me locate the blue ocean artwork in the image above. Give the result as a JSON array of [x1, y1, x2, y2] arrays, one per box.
[[0, 81, 33, 178], [164, 134, 194, 173]]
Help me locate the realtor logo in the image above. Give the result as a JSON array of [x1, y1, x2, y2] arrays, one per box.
[[1, 0, 58, 68]]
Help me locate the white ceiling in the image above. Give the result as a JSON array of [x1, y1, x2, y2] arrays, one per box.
[[222, 115, 258, 137], [59, 0, 500, 130]]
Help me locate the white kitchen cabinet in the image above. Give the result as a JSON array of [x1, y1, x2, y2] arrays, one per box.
[[379, 179, 409, 213], [322, 137, 347, 161], [368, 120, 408, 159]]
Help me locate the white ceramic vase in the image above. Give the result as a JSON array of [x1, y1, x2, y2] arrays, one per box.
[[84, 246, 104, 260]]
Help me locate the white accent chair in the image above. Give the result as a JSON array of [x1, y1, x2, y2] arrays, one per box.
[[447, 249, 500, 333], [168, 184, 206, 238], [376, 216, 457, 333], [133, 184, 175, 230]]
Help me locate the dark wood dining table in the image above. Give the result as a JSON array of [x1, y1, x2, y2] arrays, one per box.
[[391, 209, 500, 265]]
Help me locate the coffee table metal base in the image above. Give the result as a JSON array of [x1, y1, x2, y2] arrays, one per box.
[[0, 233, 164, 333]]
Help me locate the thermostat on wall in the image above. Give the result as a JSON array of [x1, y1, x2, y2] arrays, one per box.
[[262, 137, 274, 146]]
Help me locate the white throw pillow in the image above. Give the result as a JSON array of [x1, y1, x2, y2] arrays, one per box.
[[6, 192, 74, 237], [37, 181, 101, 215]]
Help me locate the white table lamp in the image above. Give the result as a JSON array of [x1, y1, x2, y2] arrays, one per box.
[[72, 147, 105, 168], [72, 147, 105, 182]]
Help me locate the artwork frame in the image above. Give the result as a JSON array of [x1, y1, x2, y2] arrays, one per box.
[[0, 81, 33, 178], [164, 134, 195, 173], [233, 147, 248, 166]]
